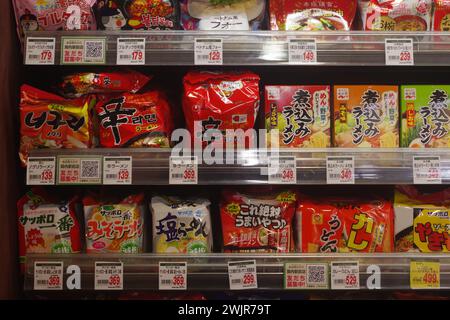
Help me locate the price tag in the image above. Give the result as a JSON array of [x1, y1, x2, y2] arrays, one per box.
[[117, 38, 145, 65], [199, 15, 249, 31], [34, 262, 63, 290], [57, 156, 102, 185], [25, 37, 55, 65], [228, 260, 258, 290], [103, 157, 132, 185], [410, 261, 440, 289], [61, 37, 106, 65], [327, 156, 355, 185], [27, 157, 56, 185], [331, 262, 360, 290], [159, 262, 187, 290], [170, 156, 198, 185], [385, 39, 414, 66], [414, 156, 441, 184], [95, 262, 123, 290], [289, 39, 317, 64], [268, 156, 297, 184], [195, 38, 223, 65], [284, 263, 328, 290]]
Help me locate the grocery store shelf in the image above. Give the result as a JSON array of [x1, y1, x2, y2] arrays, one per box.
[[24, 253, 450, 291], [24, 31, 450, 66], [28, 148, 450, 185]]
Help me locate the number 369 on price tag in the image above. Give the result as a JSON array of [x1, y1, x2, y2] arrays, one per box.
[[170, 156, 198, 185]]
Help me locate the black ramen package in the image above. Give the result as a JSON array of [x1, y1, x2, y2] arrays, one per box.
[[180, 0, 266, 30]]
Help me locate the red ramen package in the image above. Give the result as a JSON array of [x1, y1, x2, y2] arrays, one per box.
[[17, 188, 82, 264], [269, 0, 357, 30], [180, 0, 266, 30], [363, 0, 433, 31], [221, 190, 297, 253], [433, 0, 450, 31], [95, 91, 173, 147], [20, 85, 95, 167], [83, 193, 145, 253]]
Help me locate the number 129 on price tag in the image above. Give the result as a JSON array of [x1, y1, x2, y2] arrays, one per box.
[[195, 38, 223, 65]]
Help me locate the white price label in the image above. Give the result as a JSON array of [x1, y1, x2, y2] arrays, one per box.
[[27, 157, 56, 185], [170, 156, 198, 185], [159, 262, 187, 290], [228, 260, 258, 290], [385, 39, 414, 66], [195, 38, 223, 65], [199, 15, 249, 31], [95, 262, 123, 290], [284, 263, 328, 290], [414, 156, 441, 184], [117, 38, 145, 65], [268, 156, 297, 184], [61, 37, 106, 65], [289, 39, 317, 64], [25, 37, 55, 65], [331, 262, 360, 290], [327, 156, 355, 184], [34, 262, 63, 290], [57, 157, 102, 185], [103, 157, 132, 185]]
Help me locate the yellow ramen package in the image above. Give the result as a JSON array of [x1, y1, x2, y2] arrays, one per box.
[[151, 196, 212, 254]]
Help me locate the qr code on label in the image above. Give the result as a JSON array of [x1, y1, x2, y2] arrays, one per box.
[[307, 264, 326, 286], [81, 160, 100, 178], [85, 41, 104, 61]]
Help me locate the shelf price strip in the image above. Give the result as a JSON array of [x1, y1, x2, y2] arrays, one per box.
[[195, 38, 223, 65], [385, 39, 414, 66], [410, 261, 440, 289], [117, 38, 145, 65], [34, 261, 63, 291], [327, 156, 355, 185], [228, 260, 258, 290], [103, 156, 132, 185], [57, 156, 102, 185], [331, 261, 360, 290], [61, 37, 106, 65], [268, 156, 297, 184], [95, 262, 124, 290], [413, 156, 442, 184], [159, 262, 187, 290], [288, 39, 317, 64], [169, 156, 198, 185], [284, 263, 329, 290], [27, 157, 56, 185], [25, 37, 56, 65]]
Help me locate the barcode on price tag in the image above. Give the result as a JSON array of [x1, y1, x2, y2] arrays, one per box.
[[413, 156, 441, 184], [327, 156, 355, 184], [61, 37, 106, 65], [95, 262, 123, 290], [57, 156, 102, 185], [170, 156, 198, 185], [289, 39, 317, 64], [284, 263, 329, 290], [268, 156, 297, 184], [34, 262, 63, 290], [331, 261, 360, 290], [410, 261, 440, 289], [195, 38, 223, 65], [103, 156, 132, 185], [228, 260, 258, 290], [27, 157, 56, 185], [385, 39, 414, 66], [25, 37, 55, 65], [159, 262, 187, 290], [117, 38, 145, 65]]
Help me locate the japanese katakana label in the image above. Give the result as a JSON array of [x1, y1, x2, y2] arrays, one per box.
[[284, 263, 329, 290], [200, 15, 249, 30], [34, 261, 63, 290], [385, 39, 414, 66], [410, 261, 440, 289], [413, 156, 442, 184], [268, 156, 297, 184], [228, 260, 258, 290], [103, 157, 132, 185], [289, 39, 317, 64], [159, 262, 187, 290], [61, 37, 106, 65], [57, 156, 102, 185], [194, 39, 223, 65], [331, 261, 360, 290], [169, 156, 198, 185], [25, 37, 55, 65], [117, 38, 145, 65], [27, 157, 56, 185], [327, 156, 355, 184], [95, 262, 124, 290]]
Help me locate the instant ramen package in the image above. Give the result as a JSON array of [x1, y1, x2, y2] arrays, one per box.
[[20, 85, 96, 167], [83, 193, 145, 253], [220, 190, 297, 253], [433, 0, 450, 31], [150, 196, 212, 253], [180, 0, 266, 30]]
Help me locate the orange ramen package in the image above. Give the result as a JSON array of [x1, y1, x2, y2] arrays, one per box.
[[83, 193, 145, 253], [221, 190, 296, 253]]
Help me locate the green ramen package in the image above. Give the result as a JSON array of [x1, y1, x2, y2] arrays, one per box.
[[151, 196, 212, 253], [401, 85, 450, 148]]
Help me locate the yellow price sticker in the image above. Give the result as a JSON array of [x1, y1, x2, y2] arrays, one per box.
[[410, 261, 440, 289]]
